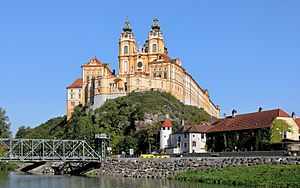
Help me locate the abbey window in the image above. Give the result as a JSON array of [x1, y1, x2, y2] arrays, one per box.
[[152, 43, 157, 52], [123, 45, 128, 54], [123, 61, 128, 72]]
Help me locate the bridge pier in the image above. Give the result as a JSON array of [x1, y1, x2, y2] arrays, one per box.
[[20, 162, 46, 172], [43, 162, 103, 175]]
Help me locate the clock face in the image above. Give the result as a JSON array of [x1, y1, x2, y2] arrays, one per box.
[[137, 62, 142, 68]]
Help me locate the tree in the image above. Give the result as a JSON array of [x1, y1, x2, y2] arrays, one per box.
[[15, 126, 31, 138], [0, 107, 11, 138], [271, 119, 292, 143]]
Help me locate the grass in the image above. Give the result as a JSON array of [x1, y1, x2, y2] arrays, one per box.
[[0, 162, 18, 172], [174, 164, 300, 187]]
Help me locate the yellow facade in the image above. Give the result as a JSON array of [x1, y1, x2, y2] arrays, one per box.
[[66, 17, 220, 120]]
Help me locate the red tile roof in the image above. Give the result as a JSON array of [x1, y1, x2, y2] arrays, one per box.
[[295, 118, 300, 132], [175, 123, 211, 134], [161, 54, 172, 62], [82, 57, 102, 67], [209, 109, 290, 133], [162, 120, 172, 127], [149, 54, 173, 63], [67, 78, 83, 89]]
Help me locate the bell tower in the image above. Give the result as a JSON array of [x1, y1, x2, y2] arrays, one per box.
[[119, 17, 136, 74], [147, 17, 167, 61]]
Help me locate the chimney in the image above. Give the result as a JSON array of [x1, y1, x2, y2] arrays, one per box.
[[232, 109, 237, 118], [258, 107, 263, 112], [112, 69, 116, 75], [291, 112, 296, 120], [223, 113, 227, 118]]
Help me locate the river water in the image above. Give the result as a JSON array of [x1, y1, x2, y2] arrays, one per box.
[[0, 172, 239, 188]]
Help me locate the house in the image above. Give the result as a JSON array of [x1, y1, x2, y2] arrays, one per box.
[[295, 118, 300, 139], [162, 122, 211, 154], [207, 108, 299, 152], [161, 108, 299, 154]]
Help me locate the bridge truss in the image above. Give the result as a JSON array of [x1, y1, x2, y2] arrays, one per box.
[[0, 139, 101, 162]]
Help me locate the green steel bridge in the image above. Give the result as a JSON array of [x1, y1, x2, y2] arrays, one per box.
[[0, 139, 101, 162]]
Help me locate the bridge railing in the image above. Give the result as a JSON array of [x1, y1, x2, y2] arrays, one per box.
[[0, 139, 101, 162]]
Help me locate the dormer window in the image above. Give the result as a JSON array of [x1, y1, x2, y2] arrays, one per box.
[[152, 44, 157, 52]]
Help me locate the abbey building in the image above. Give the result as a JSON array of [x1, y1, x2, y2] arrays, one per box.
[[66, 17, 220, 120]]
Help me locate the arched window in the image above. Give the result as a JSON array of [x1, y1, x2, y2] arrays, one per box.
[[123, 45, 128, 54], [123, 61, 128, 72], [152, 44, 157, 52]]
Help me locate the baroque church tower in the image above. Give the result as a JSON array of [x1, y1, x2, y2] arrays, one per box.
[[119, 17, 136, 74], [146, 17, 168, 61]]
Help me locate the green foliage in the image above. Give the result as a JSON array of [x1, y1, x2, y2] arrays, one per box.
[[207, 128, 271, 152], [271, 119, 292, 143], [0, 146, 6, 157], [26, 91, 211, 154], [0, 162, 18, 172], [0, 107, 11, 138], [15, 126, 31, 139], [26, 116, 66, 139], [174, 165, 300, 187]]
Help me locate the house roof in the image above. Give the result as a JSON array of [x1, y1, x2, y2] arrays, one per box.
[[161, 120, 172, 128], [295, 118, 300, 133], [209, 109, 290, 133], [67, 78, 83, 89], [175, 123, 211, 134], [161, 54, 172, 62], [149, 54, 173, 63], [81, 57, 102, 67]]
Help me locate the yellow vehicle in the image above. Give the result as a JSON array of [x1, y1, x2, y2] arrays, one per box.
[[139, 154, 170, 158], [139, 154, 155, 158]]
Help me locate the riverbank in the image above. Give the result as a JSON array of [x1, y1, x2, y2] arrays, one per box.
[[0, 162, 18, 172], [86, 156, 300, 179], [174, 164, 300, 187]]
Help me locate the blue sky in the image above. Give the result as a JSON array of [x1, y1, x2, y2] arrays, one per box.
[[0, 1, 299, 135]]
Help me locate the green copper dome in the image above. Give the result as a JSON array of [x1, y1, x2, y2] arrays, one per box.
[[123, 16, 132, 32], [151, 17, 160, 30]]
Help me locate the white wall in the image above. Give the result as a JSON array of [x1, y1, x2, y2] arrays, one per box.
[[93, 93, 127, 110], [169, 132, 207, 154], [160, 127, 172, 150]]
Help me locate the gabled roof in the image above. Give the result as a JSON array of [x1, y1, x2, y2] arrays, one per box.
[[209, 109, 290, 133], [162, 120, 172, 128], [81, 57, 102, 67], [175, 123, 211, 134], [295, 118, 300, 133], [67, 78, 83, 89]]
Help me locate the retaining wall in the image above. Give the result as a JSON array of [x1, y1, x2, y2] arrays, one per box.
[[88, 157, 300, 179]]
